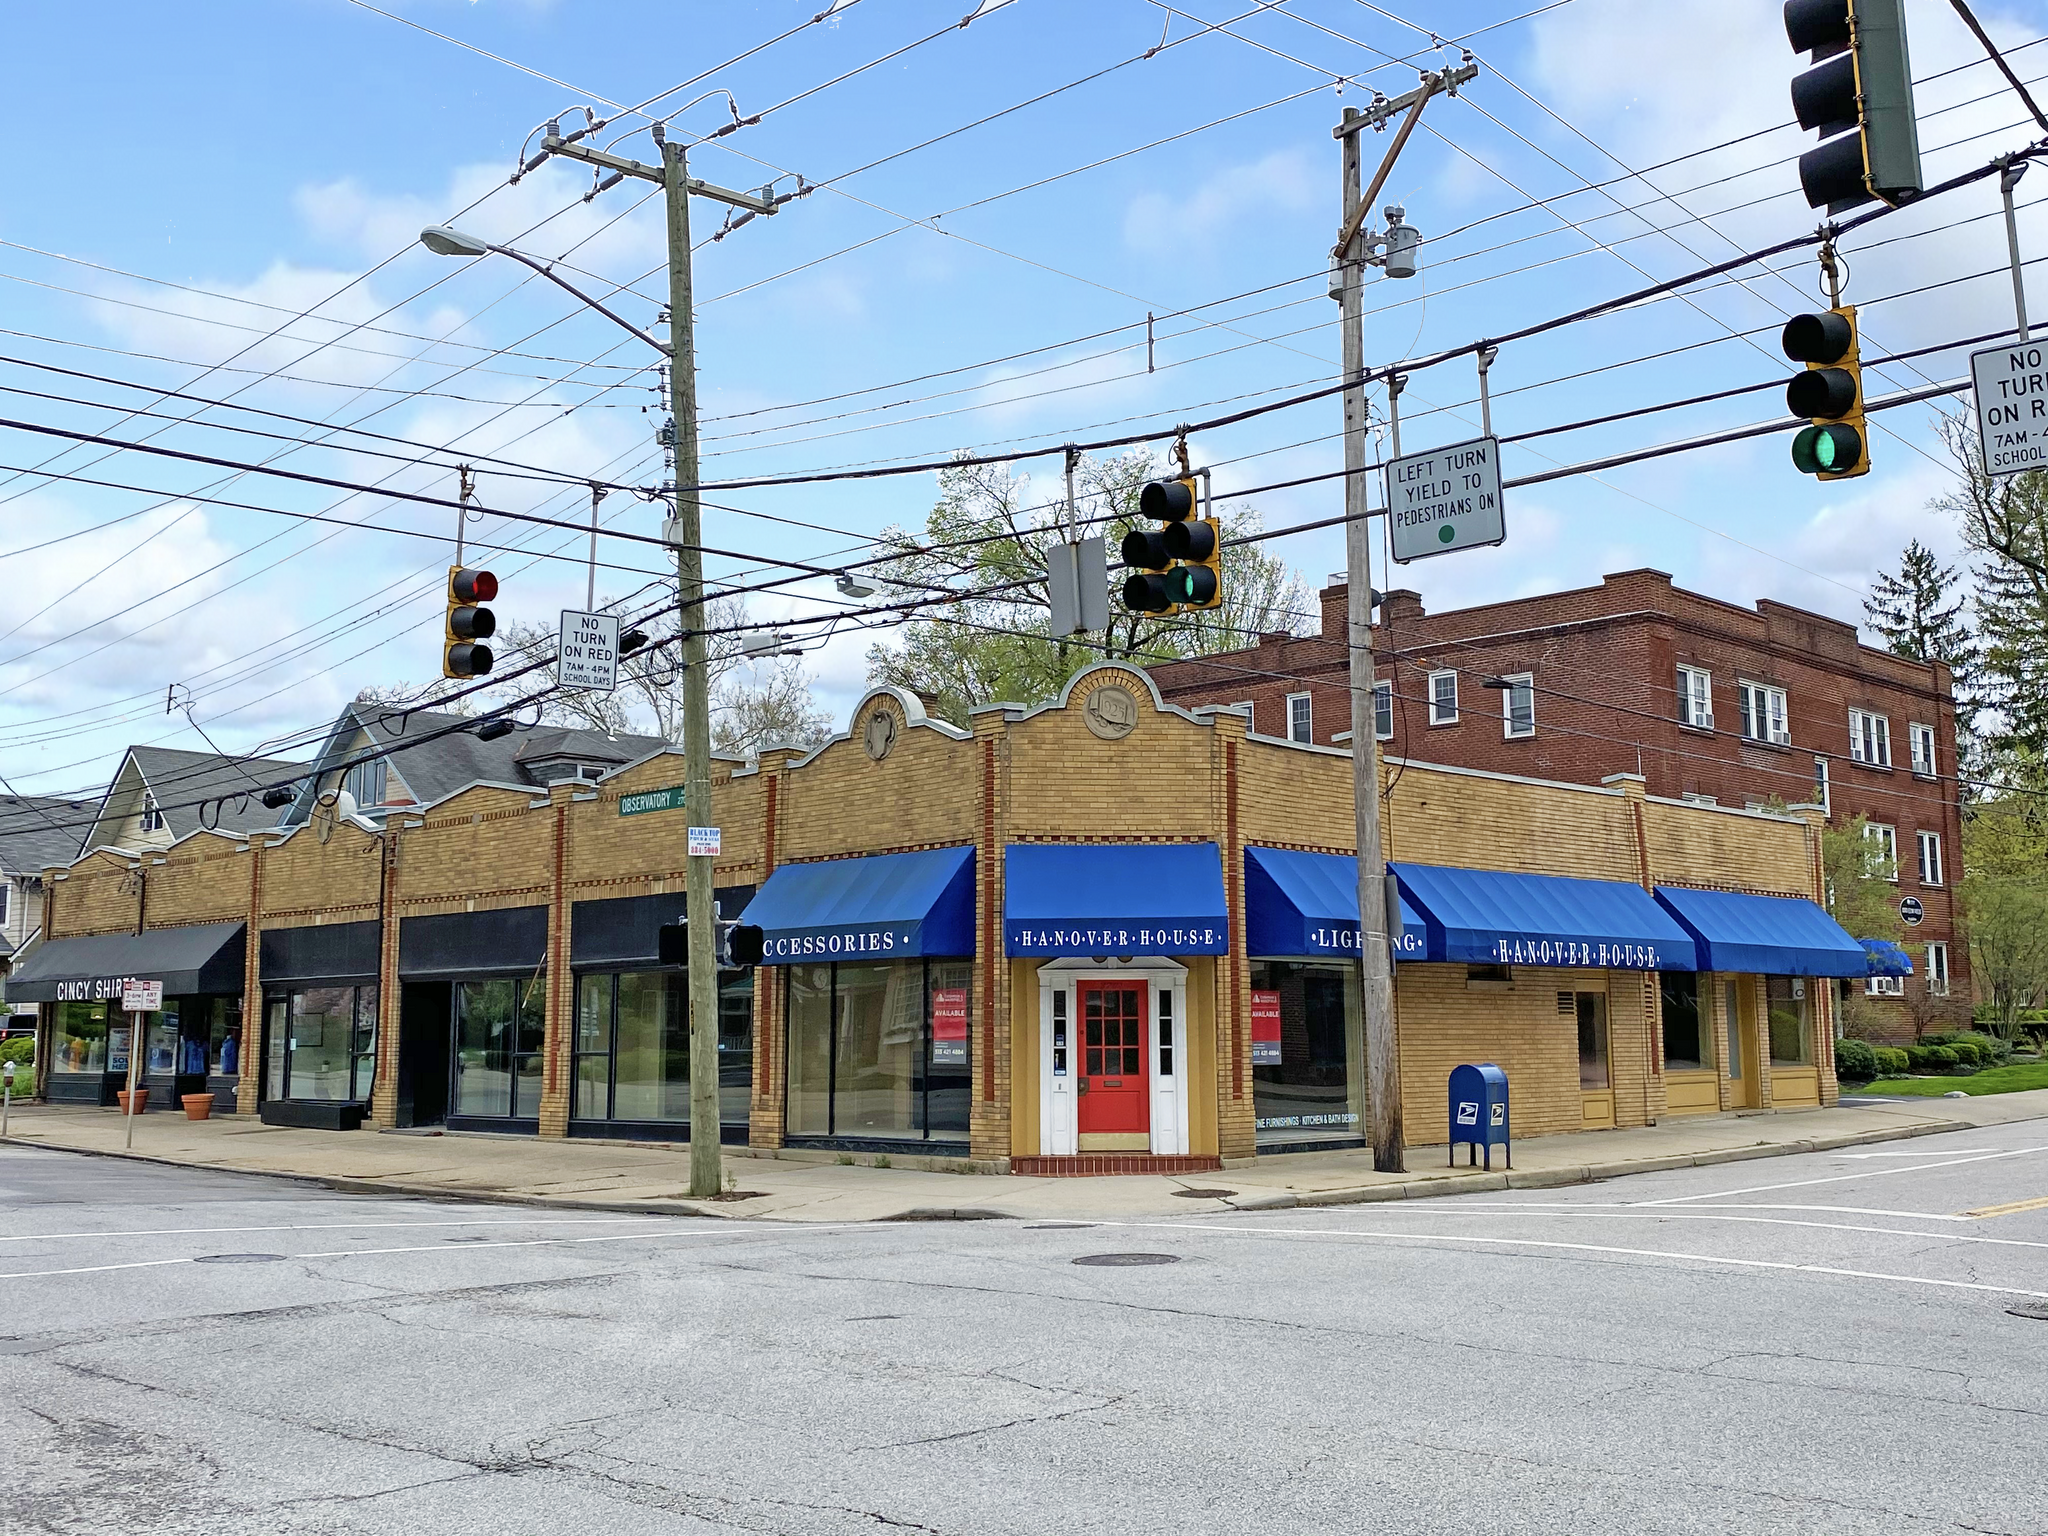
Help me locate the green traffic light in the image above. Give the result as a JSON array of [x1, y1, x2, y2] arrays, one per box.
[[1792, 422, 1861, 475]]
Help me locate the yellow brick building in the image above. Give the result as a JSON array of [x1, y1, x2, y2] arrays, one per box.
[[17, 665, 1863, 1169]]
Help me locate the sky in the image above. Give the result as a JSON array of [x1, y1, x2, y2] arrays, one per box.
[[1, 0, 2044, 806]]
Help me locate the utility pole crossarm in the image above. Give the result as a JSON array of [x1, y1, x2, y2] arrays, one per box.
[[1331, 61, 1479, 259], [544, 137, 779, 213]]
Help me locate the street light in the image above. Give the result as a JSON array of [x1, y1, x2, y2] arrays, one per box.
[[416, 225, 670, 357]]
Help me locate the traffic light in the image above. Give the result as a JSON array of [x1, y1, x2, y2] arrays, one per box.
[[1783, 305, 1869, 480], [443, 566, 497, 678], [1164, 499, 1222, 611], [658, 920, 764, 969], [1119, 476, 1192, 614], [1785, 0, 1922, 211]]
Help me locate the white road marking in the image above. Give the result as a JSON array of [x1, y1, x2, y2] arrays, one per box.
[[0, 1221, 864, 1282], [0, 1216, 688, 1246], [1636, 1146, 2048, 1205], [1374, 1200, 1971, 1222], [1096, 1219, 2048, 1301], [1832, 1149, 2001, 1158], [1309, 1208, 2048, 1250]]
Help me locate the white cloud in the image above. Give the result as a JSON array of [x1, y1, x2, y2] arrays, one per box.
[[1123, 148, 1318, 257]]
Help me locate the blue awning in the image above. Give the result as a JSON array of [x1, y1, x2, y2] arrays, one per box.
[[1244, 846, 1425, 959], [1651, 885, 1868, 977], [1861, 938, 1915, 978], [1005, 843, 1228, 956], [745, 845, 975, 964], [1393, 862, 1698, 971]]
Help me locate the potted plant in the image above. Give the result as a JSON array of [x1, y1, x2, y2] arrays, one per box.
[[115, 1089, 148, 1114], [181, 1093, 215, 1121]]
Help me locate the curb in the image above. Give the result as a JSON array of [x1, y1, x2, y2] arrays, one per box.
[[0, 1111, 1985, 1224]]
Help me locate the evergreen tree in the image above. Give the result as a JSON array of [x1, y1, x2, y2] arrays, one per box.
[[1864, 538, 1981, 751]]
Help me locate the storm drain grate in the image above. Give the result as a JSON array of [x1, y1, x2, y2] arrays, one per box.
[[193, 1253, 286, 1264], [1071, 1252, 1181, 1267], [1171, 1188, 1237, 1199], [2007, 1301, 2048, 1322]]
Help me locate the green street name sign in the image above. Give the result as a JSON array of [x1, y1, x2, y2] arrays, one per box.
[[618, 785, 686, 818]]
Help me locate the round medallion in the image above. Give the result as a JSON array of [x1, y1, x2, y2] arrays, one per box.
[[863, 709, 898, 761], [1083, 684, 1139, 740]]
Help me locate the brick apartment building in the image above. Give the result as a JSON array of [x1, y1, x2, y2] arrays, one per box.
[[1151, 569, 1965, 1034]]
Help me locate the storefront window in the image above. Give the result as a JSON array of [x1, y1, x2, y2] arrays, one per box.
[[1660, 973, 1704, 1069], [1767, 976, 1810, 1064], [455, 978, 543, 1118], [266, 986, 379, 1102], [783, 958, 970, 1144], [1577, 993, 1610, 1089], [1250, 961, 1362, 1145], [52, 1000, 110, 1074], [570, 969, 755, 1126], [210, 999, 244, 1079], [145, 1003, 180, 1077]]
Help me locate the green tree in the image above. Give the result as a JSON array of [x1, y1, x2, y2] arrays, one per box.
[[1958, 771, 2048, 1035], [1930, 413, 2048, 765], [1820, 813, 1906, 944], [864, 449, 1311, 723], [1863, 538, 1980, 749]]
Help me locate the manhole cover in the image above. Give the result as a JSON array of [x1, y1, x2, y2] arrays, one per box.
[[1071, 1252, 1181, 1267], [2007, 1301, 2048, 1321], [193, 1253, 285, 1264], [1171, 1188, 1237, 1199]]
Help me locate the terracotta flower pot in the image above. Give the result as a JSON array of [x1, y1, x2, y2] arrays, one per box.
[[181, 1093, 215, 1121], [116, 1089, 148, 1114]]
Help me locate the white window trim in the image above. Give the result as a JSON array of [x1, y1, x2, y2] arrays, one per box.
[[1372, 681, 1394, 742], [1850, 709, 1892, 768], [1926, 941, 1950, 996], [1813, 756, 1830, 815], [1286, 691, 1313, 744], [1676, 665, 1714, 730], [1908, 721, 1937, 778], [139, 791, 164, 833], [1427, 670, 1458, 725], [0, 879, 9, 929], [1864, 822, 1898, 883], [1232, 700, 1253, 732], [1502, 672, 1536, 739], [1737, 679, 1791, 746], [1035, 957, 1190, 1158], [1917, 829, 1943, 887]]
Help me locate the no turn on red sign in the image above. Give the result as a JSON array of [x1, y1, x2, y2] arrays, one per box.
[[1970, 342, 2048, 478]]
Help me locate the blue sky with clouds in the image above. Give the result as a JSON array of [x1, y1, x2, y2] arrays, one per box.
[[1, 0, 2043, 799]]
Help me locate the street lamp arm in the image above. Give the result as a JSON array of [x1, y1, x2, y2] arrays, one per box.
[[486, 244, 671, 357]]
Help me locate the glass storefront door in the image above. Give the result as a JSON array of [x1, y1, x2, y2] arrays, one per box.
[[783, 958, 971, 1146], [570, 969, 755, 1130], [1249, 961, 1364, 1146], [453, 978, 545, 1120]]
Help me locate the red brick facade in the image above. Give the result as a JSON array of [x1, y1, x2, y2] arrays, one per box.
[[1151, 569, 1966, 1033]]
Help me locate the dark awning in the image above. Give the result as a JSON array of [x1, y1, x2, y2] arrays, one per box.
[[1244, 846, 1425, 960], [746, 847, 974, 965], [1005, 842, 1228, 957], [260, 920, 382, 983], [1393, 862, 1697, 971], [5, 922, 247, 1003], [570, 885, 756, 969], [1651, 886, 1868, 978], [398, 907, 548, 978]]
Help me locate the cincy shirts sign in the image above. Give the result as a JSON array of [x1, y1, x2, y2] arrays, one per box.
[[1005, 923, 1229, 956], [1483, 936, 1674, 970], [760, 924, 917, 961]]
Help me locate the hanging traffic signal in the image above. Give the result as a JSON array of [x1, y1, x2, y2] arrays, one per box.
[[444, 566, 498, 678], [1785, 0, 1922, 211], [1164, 505, 1222, 610], [1784, 306, 1869, 480], [1120, 476, 1194, 614]]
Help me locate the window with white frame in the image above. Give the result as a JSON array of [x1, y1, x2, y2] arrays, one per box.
[[1676, 665, 1713, 729], [1232, 700, 1253, 733], [1866, 973, 1905, 998], [344, 756, 387, 809], [1286, 692, 1313, 744], [1849, 709, 1891, 767], [1926, 941, 1950, 996], [1813, 756, 1830, 815], [1908, 722, 1936, 778], [139, 791, 164, 833], [1864, 821, 1898, 881], [1503, 673, 1535, 739], [1372, 681, 1393, 742], [1428, 670, 1458, 725], [0, 879, 9, 929], [1917, 829, 1943, 886], [1737, 680, 1790, 745]]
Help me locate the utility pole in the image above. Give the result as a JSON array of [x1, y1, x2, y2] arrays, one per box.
[[531, 128, 780, 1199], [1336, 105, 1403, 1174], [1330, 60, 1473, 1174]]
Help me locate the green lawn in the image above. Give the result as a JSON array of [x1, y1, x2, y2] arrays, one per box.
[[1847, 1060, 2048, 1097]]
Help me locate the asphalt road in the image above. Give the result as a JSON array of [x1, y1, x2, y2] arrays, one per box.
[[3, 1123, 2045, 1536]]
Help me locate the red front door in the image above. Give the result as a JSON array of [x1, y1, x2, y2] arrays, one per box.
[[1078, 981, 1148, 1135]]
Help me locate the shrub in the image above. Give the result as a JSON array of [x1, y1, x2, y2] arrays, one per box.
[[0, 1036, 32, 1066], [1834, 1038, 1879, 1081], [1927, 1046, 1960, 1068], [1948, 1041, 1982, 1068], [1906, 1045, 1936, 1071], [1877, 1047, 1910, 1075]]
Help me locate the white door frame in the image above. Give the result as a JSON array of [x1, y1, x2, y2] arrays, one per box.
[[1036, 957, 1190, 1157]]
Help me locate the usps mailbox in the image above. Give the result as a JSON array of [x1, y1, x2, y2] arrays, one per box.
[[1448, 1063, 1510, 1169]]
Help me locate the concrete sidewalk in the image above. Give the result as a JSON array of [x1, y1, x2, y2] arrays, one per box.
[[5, 1090, 2043, 1223]]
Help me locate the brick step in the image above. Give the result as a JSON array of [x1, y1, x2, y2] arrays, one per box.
[[1011, 1153, 1224, 1178]]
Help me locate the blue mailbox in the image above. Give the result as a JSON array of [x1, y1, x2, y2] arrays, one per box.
[[1448, 1063, 1510, 1169]]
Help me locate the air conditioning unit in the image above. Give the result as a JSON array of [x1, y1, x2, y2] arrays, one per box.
[[1699, 712, 1715, 731], [1771, 729, 1792, 746]]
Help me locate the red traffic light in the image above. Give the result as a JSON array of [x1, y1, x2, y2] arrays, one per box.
[[452, 568, 498, 603]]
